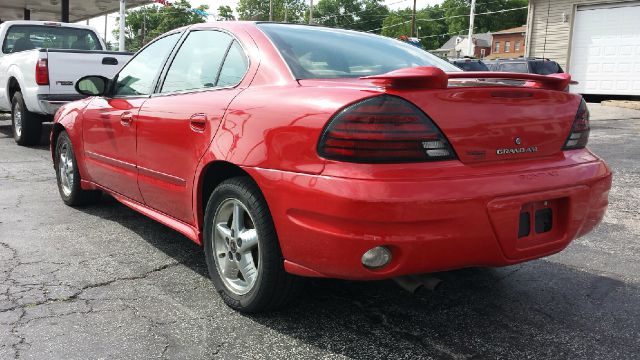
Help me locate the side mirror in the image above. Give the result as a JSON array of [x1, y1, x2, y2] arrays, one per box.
[[75, 75, 110, 97]]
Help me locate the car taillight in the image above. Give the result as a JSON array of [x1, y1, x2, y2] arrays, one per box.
[[35, 59, 49, 85], [563, 98, 589, 150], [318, 95, 457, 163]]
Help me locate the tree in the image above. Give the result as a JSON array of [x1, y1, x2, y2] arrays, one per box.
[[380, 5, 448, 50], [237, 0, 307, 22], [114, 0, 209, 52], [441, 0, 528, 35], [217, 5, 235, 21], [311, 0, 388, 33]]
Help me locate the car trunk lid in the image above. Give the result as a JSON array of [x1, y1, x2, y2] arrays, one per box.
[[300, 68, 581, 164], [397, 87, 580, 164]]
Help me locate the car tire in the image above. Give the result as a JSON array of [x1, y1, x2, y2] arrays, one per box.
[[203, 177, 300, 313], [11, 91, 43, 146], [54, 131, 101, 206]]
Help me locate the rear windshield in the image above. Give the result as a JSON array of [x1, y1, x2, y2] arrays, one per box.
[[258, 23, 460, 79], [2, 25, 102, 54], [530, 61, 564, 75], [497, 62, 529, 73], [453, 60, 489, 71]]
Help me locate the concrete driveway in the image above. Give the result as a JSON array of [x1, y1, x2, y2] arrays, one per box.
[[0, 103, 638, 359]]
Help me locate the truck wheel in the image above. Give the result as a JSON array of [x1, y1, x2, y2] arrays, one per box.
[[54, 131, 102, 206], [11, 91, 42, 146], [203, 177, 301, 313]]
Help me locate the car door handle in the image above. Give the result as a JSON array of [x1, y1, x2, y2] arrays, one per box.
[[189, 113, 207, 132], [102, 57, 118, 65], [121, 112, 133, 126]]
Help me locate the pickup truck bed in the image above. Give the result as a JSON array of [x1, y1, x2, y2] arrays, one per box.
[[0, 20, 133, 146], [33, 48, 132, 115]]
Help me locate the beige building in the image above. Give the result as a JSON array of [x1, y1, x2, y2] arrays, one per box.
[[526, 0, 640, 95]]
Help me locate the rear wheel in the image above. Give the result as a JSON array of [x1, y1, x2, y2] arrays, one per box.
[[11, 91, 42, 146], [54, 131, 101, 206], [203, 177, 300, 313]]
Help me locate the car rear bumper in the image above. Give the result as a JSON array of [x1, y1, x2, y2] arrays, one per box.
[[244, 150, 612, 280], [37, 94, 85, 115]]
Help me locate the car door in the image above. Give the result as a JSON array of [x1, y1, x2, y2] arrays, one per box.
[[136, 30, 250, 224], [82, 33, 180, 201]]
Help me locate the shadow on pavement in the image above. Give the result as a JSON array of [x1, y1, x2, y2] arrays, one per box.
[[78, 195, 640, 359], [0, 122, 51, 148]]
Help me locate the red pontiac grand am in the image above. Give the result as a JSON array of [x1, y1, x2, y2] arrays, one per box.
[[51, 22, 611, 312]]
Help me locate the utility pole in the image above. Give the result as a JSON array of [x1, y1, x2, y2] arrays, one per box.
[[104, 14, 108, 46], [269, 0, 273, 21], [119, 0, 125, 52], [142, 6, 146, 46], [467, 0, 476, 57], [309, 0, 313, 24], [411, 0, 417, 37], [284, 1, 288, 22]]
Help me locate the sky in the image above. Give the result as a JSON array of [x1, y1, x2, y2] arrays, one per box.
[[83, 0, 445, 45]]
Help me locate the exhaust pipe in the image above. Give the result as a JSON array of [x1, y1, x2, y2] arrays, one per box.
[[393, 274, 443, 293]]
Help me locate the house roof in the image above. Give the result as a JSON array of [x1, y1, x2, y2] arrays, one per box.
[[492, 26, 527, 35], [435, 32, 492, 51]]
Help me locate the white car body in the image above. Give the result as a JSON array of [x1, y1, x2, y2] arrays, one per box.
[[0, 21, 132, 116]]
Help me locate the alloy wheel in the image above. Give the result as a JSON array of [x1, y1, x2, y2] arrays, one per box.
[[58, 142, 74, 197], [212, 198, 260, 295]]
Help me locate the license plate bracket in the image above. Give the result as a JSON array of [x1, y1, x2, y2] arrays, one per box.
[[518, 200, 559, 240]]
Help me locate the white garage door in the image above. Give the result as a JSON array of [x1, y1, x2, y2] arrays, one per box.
[[569, 2, 640, 95]]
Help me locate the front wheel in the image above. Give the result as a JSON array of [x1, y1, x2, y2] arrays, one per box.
[[11, 91, 42, 146], [54, 131, 101, 206], [203, 177, 300, 313]]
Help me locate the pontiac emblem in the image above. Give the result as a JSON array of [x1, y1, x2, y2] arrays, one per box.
[[515, 137, 522, 145]]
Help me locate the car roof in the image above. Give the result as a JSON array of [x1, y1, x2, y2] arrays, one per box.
[[496, 58, 557, 63]]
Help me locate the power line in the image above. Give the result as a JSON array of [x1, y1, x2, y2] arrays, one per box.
[[365, 6, 527, 33], [315, 0, 411, 21], [316, 0, 523, 23], [419, 28, 469, 39]]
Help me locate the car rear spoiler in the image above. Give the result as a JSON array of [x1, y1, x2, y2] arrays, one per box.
[[362, 67, 575, 91]]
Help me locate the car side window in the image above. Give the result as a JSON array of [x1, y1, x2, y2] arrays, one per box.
[[217, 41, 249, 88], [160, 30, 234, 93], [114, 33, 180, 97]]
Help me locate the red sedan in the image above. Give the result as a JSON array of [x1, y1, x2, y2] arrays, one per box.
[[51, 22, 611, 312]]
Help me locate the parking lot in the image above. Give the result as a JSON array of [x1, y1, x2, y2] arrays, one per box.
[[0, 103, 638, 359]]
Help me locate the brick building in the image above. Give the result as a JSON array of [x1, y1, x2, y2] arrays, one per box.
[[488, 26, 526, 59]]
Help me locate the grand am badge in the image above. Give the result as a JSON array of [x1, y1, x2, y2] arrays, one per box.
[[496, 146, 538, 155]]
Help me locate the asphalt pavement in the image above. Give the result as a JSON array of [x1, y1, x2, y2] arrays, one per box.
[[0, 103, 638, 359]]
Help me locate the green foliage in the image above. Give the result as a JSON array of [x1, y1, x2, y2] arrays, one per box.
[[114, 0, 208, 52], [441, 0, 528, 35], [237, 0, 308, 22], [311, 0, 389, 33], [217, 5, 235, 21], [114, 0, 529, 53], [381, 5, 448, 50]]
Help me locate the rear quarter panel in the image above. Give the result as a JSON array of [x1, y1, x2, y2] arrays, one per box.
[[203, 85, 380, 174]]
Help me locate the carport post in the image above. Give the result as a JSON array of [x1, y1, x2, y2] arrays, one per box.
[[24, 8, 31, 20], [61, 0, 69, 22], [119, 0, 126, 51]]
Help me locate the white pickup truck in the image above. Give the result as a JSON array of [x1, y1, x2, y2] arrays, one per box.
[[0, 21, 133, 145]]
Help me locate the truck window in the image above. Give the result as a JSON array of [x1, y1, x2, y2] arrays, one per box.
[[2, 25, 103, 53], [498, 62, 529, 73]]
